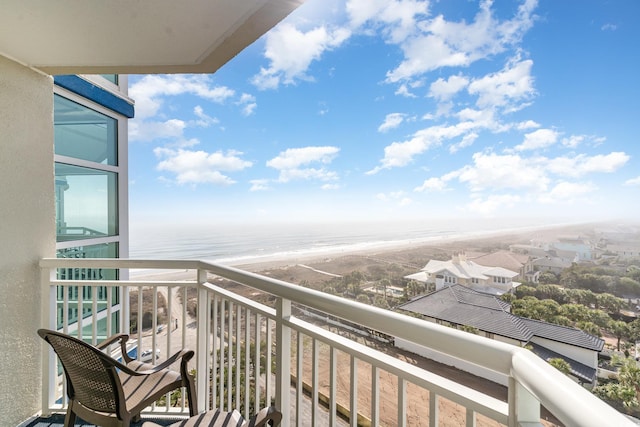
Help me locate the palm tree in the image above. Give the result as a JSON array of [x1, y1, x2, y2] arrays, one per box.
[[610, 320, 630, 352], [548, 358, 571, 376]]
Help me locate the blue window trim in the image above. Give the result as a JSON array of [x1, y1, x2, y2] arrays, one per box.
[[54, 75, 134, 118]]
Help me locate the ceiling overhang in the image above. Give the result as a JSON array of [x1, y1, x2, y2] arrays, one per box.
[[1, 0, 304, 75]]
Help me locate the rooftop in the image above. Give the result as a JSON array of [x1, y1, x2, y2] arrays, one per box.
[[399, 284, 605, 352]]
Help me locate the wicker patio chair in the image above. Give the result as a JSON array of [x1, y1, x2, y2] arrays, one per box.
[[143, 406, 282, 427], [38, 328, 197, 427]]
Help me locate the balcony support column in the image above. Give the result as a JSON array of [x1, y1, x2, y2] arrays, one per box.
[[196, 268, 209, 414], [275, 297, 291, 427], [40, 265, 57, 416], [508, 377, 541, 427]]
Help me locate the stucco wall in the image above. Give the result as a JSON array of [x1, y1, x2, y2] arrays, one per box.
[[0, 56, 55, 426]]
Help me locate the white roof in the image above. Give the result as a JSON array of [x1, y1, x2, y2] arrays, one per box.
[[0, 0, 304, 74], [404, 271, 429, 282], [422, 259, 518, 280]]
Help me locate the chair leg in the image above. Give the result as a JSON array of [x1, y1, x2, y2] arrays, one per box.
[[185, 373, 198, 416], [63, 402, 76, 427]]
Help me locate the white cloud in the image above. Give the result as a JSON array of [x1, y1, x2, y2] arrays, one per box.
[[395, 84, 417, 98], [625, 176, 640, 186], [237, 93, 257, 116], [367, 129, 443, 174], [267, 146, 340, 183], [561, 134, 606, 149], [154, 148, 252, 186], [418, 149, 629, 214], [538, 181, 596, 204], [468, 57, 535, 110], [385, 0, 537, 82], [277, 168, 338, 183], [250, 179, 271, 192], [267, 146, 339, 169], [514, 128, 558, 151], [515, 120, 540, 130], [561, 135, 585, 148], [130, 75, 235, 120], [128, 75, 237, 143], [414, 177, 449, 192], [251, 23, 350, 90], [192, 106, 219, 127], [347, 0, 429, 43], [429, 74, 469, 101], [546, 152, 630, 178], [378, 113, 406, 132], [368, 115, 496, 173], [449, 132, 479, 153], [457, 152, 549, 192], [601, 23, 617, 31], [386, 32, 469, 82]]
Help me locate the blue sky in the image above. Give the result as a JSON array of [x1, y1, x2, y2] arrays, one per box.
[[128, 0, 639, 227]]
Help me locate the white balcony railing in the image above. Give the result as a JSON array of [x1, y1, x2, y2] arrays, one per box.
[[40, 258, 633, 427]]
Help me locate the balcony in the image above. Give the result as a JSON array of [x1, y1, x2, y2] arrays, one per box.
[[39, 258, 631, 427]]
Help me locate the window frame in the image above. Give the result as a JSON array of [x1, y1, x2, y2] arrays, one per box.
[[53, 86, 129, 257]]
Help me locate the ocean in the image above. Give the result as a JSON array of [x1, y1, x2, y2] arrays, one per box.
[[129, 218, 556, 266]]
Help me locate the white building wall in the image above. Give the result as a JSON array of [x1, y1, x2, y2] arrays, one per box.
[[0, 56, 56, 426], [529, 336, 597, 368]]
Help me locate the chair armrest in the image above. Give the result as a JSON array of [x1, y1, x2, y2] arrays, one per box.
[[96, 333, 132, 362], [121, 349, 194, 376], [96, 333, 129, 350], [247, 406, 282, 427]]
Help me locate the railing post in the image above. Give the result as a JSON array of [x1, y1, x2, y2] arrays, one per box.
[[40, 264, 58, 416], [275, 297, 291, 427], [508, 377, 541, 427], [196, 268, 209, 414]]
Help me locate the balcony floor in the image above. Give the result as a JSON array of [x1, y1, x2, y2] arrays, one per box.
[[24, 414, 176, 427]]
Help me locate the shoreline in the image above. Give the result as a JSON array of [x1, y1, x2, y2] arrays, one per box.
[[129, 222, 596, 279]]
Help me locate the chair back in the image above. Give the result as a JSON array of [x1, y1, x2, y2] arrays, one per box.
[[38, 329, 123, 415]]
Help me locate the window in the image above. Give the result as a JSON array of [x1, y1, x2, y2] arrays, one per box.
[[55, 163, 118, 241], [53, 83, 128, 339], [54, 95, 118, 166]]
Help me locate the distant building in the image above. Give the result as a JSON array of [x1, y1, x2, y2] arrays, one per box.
[[606, 244, 640, 260], [553, 237, 593, 261], [405, 251, 519, 295], [397, 285, 604, 385], [470, 250, 538, 283], [532, 256, 573, 275]]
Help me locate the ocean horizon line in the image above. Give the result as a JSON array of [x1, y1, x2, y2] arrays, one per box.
[[128, 220, 584, 276]]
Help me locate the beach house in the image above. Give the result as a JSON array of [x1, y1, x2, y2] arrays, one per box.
[[471, 250, 539, 283], [405, 251, 520, 295], [0, 1, 633, 426]]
